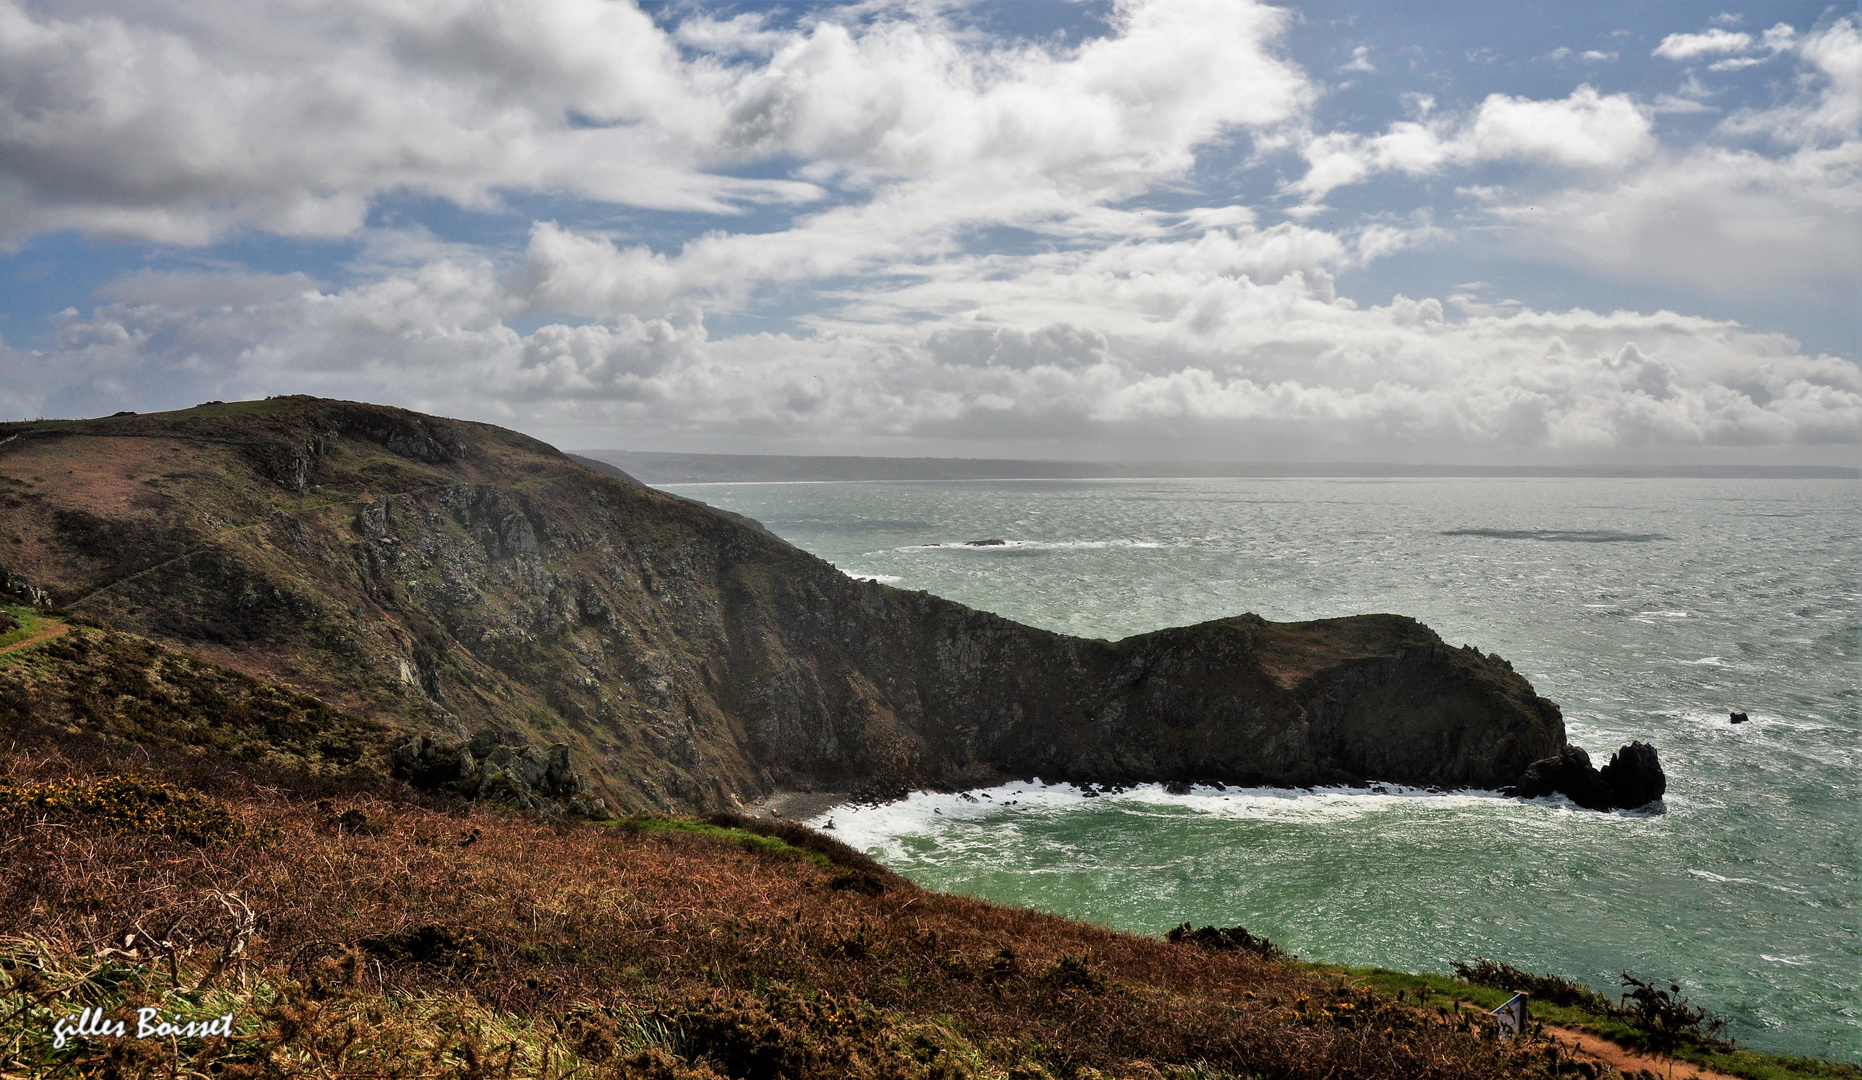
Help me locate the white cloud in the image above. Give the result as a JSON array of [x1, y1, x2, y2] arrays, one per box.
[[1490, 18, 1861, 299], [0, 0, 1851, 463], [1291, 86, 1651, 201], [6, 233, 1854, 457], [1341, 45, 1375, 73], [1653, 28, 1753, 60], [0, 0, 1312, 245]]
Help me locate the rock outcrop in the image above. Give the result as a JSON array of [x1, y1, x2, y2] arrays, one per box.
[[1, 397, 1580, 811], [1511, 740, 1665, 810], [393, 732, 611, 818]]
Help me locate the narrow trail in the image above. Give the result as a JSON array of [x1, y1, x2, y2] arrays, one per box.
[[1545, 1025, 1741, 1080], [0, 621, 68, 657]]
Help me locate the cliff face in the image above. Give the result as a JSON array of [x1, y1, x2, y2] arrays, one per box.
[[0, 398, 1565, 810]]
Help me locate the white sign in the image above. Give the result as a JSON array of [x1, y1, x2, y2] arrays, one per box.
[[1490, 993, 1528, 1042]]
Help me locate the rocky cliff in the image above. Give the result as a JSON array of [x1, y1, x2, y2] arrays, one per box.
[[0, 398, 1569, 811]]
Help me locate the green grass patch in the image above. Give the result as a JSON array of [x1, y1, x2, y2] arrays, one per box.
[[1313, 964, 1859, 1080], [615, 814, 833, 866], [0, 604, 57, 655]]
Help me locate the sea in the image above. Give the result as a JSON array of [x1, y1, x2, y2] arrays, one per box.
[[661, 476, 1860, 1061]]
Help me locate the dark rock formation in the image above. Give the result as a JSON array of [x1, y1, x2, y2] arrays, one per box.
[[1730, 711, 1749, 724], [394, 733, 610, 818], [1511, 740, 1665, 810], [1512, 745, 1608, 809], [1, 397, 1575, 812], [1599, 741, 1666, 809]]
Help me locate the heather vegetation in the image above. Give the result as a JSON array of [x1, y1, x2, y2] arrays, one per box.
[[0, 710, 1600, 1080], [0, 622, 1853, 1079]]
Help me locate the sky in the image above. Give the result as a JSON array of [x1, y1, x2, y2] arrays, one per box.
[[0, 0, 1856, 465]]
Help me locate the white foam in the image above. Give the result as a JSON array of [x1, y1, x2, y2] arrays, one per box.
[[1679, 656, 1725, 666], [842, 570, 903, 584], [1689, 869, 1759, 885], [811, 779, 1560, 859], [1761, 954, 1814, 967], [1637, 611, 1691, 618]]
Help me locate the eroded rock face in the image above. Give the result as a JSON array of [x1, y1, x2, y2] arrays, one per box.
[[1, 397, 1577, 811]]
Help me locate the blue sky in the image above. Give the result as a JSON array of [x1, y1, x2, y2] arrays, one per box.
[[0, 0, 1855, 463]]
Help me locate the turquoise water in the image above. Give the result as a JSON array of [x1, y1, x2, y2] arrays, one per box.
[[664, 477, 1860, 1060]]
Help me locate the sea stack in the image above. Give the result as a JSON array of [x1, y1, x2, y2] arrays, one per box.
[[1512, 740, 1666, 810]]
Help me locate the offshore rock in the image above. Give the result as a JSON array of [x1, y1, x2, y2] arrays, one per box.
[[1512, 740, 1665, 811], [1512, 745, 1609, 809], [1599, 740, 1665, 809]]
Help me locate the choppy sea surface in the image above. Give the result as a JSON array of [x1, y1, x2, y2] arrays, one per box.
[[662, 477, 1860, 1060]]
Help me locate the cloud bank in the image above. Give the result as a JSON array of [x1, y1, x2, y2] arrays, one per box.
[[0, 0, 1855, 461]]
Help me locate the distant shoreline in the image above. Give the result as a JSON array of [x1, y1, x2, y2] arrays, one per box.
[[579, 449, 1858, 485]]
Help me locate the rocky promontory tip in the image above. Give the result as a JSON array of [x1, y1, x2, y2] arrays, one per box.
[[1511, 740, 1666, 810]]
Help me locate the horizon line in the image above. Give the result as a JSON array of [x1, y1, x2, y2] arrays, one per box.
[[579, 449, 1858, 482]]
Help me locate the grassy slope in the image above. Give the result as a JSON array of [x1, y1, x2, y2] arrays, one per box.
[[1, 624, 1851, 1080], [3, 743, 1542, 1080]]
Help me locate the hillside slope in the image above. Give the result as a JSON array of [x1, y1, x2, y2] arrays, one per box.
[[0, 398, 1565, 812]]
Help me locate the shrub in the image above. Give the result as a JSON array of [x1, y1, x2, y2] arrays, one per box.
[[1166, 923, 1286, 961], [1619, 972, 1730, 1049], [1453, 959, 1615, 1012], [0, 774, 243, 844]]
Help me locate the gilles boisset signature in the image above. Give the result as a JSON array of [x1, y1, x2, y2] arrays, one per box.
[[51, 1007, 236, 1049]]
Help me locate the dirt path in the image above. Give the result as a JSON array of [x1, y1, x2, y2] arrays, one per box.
[[1545, 1025, 1740, 1080], [0, 620, 68, 657]]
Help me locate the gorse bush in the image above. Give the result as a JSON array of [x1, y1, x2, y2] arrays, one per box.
[[1620, 972, 1731, 1049], [1453, 959, 1615, 1012], [0, 774, 243, 844], [1167, 923, 1287, 961]]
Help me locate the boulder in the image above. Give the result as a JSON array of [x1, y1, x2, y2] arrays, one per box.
[[1729, 711, 1749, 724], [1599, 740, 1665, 809]]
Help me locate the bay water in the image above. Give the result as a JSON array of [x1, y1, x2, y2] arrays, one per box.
[[664, 477, 1859, 1060]]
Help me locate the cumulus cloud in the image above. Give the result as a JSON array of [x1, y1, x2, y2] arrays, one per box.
[[6, 228, 1854, 457], [1653, 28, 1753, 60], [1487, 17, 1861, 298], [0, 0, 1852, 462], [1290, 86, 1651, 201], [0, 0, 1310, 246]]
